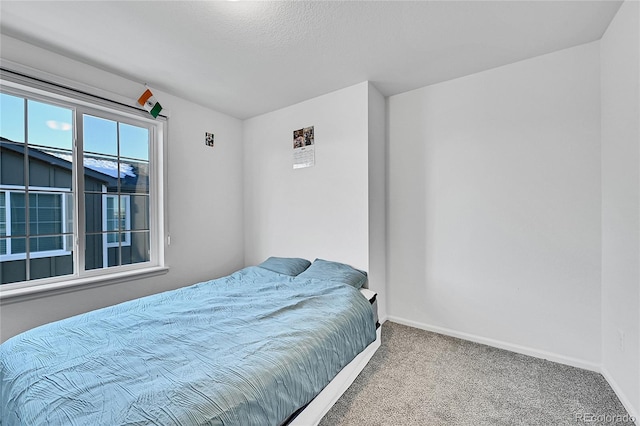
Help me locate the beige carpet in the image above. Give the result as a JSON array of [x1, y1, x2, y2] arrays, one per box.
[[320, 322, 634, 426]]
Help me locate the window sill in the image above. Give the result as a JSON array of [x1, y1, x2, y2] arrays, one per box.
[[0, 266, 170, 305]]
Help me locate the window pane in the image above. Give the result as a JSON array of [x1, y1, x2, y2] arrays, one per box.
[[27, 100, 73, 150], [84, 115, 117, 156], [0, 192, 5, 237], [30, 235, 63, 252], [0, 191, 4, 254], [130, 195, 149, 231], [86, 193, 130, 233], [28, 193, 63, 237], [1, 141, 26, 187], [87, 231, 150, 269], [85, 233, 139, 270], [1, 258, 26, 284], [82, 116, 152, 274], [106, 196, 116, 232], [30, 253, 73, 281], [117, 231, 150, 267], [0, 193, 5, 255], [1, 189, 72, 281], [29, 146, 73, 189], [83, 153, 120, 192], [87, 192, 131, 266], [0, 192, 7, 256], [10, 192, 26, 238], [123, 159, 149, 194], [64, 192, 73, 236], [123, 231, 150, 266], [117, 195, 129, 232], [84, 233, 104, 271], [106, 238, 120, 268], [84, 192, 104, 234], [9, 237, 26, 254], [106, 232, 127, 244], [0, 93, 25, 143], [104, 195, 129, 233], [119, 123, 149, 161]]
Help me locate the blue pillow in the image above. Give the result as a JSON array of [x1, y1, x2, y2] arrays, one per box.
[[257, 257, 311, 276], [296, 259, 368, 289]]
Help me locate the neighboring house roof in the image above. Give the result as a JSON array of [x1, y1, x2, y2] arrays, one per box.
[[0, 138, 142, 189], [46, 151, 136, 180]]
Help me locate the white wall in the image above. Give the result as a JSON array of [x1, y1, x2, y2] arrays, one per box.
[[368, 83, 387, 321], [0, 35, 245, 341], [243, 81, 387, 314], [387, 42, 602, 367], [243, 82, 370, 270], [601, 0, 640, 418]]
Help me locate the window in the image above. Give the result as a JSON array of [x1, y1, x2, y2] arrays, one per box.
[[0, 188, 71, 261], [0, 79, 164, 292], [0, 192, 6, 255], [104, 194, 131, 247]]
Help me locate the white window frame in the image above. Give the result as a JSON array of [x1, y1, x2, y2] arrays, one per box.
[[0, 185, 72, 262], [0, 72, 166, 300]]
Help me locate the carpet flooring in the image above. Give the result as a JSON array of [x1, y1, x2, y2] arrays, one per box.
[[319, 321, 635, 426]]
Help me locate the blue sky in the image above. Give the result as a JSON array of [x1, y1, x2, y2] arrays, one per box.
[[0, 93, 149, 161]]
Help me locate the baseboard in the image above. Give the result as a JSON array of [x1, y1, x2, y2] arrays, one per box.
[[600, 367, 639, 425], [386, 315, 600, 372]]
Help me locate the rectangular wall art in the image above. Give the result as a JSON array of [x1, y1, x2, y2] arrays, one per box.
[[293, 126, 314, 169]]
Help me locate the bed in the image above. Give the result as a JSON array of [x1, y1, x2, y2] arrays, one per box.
[[0, 258, 379, 426]]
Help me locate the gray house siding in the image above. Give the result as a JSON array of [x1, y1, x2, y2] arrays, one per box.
[[1, 144, 75, 283], [1, 141, 148, 284]]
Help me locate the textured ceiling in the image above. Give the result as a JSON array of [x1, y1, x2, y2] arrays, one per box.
[[0, 1, 622, 119]]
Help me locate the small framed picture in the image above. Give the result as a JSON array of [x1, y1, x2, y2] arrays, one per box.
[[205, 132, 215, 147]]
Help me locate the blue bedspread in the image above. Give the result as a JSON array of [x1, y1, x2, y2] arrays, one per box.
[[0, 266, 376, 425]]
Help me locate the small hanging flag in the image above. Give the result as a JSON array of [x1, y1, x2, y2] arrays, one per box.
[[137, 88, 163, 118]]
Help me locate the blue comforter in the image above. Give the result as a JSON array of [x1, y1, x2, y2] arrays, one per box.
[[0, 266, 376, 425]]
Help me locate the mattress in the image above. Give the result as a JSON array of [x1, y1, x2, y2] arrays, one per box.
[[359, 288, 379, 328], [0, 266, 377, 426]]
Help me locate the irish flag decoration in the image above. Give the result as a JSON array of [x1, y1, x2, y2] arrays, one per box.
[[137, 87, 163, 118]]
